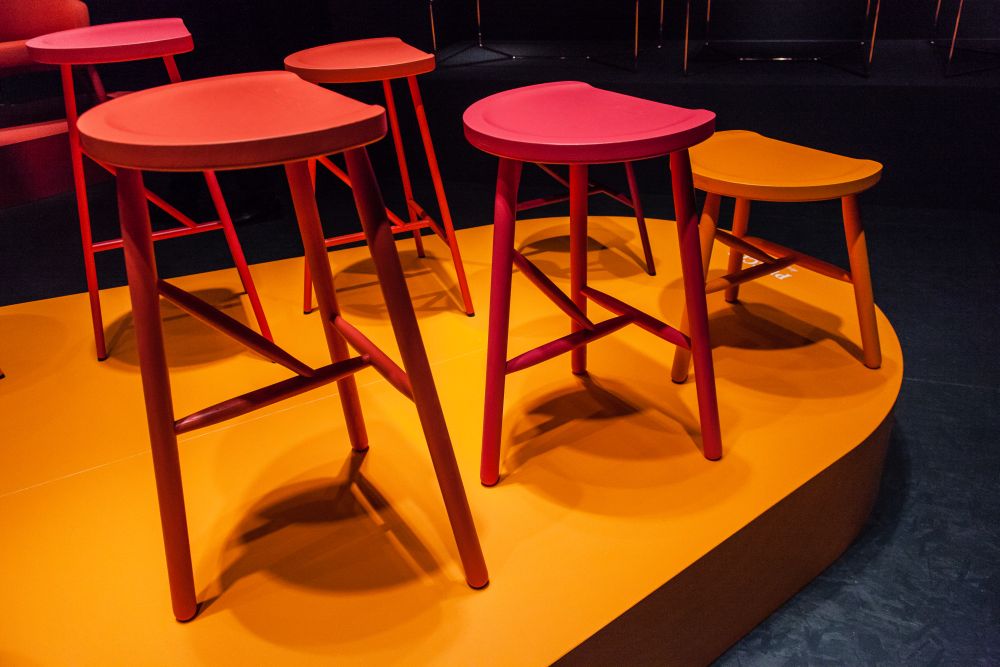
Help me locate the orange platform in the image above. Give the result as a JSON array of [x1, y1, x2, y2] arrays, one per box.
[[0, 215, 901, 665]]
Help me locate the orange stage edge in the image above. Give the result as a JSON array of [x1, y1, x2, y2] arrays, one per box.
[[0, 215, 901, 665]]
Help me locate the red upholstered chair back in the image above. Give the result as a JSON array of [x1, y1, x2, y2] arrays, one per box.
[[0, 0, 90, 73]]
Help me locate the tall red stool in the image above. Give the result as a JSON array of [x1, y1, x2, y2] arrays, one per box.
[[26, 19, 272, 360], [76, 70, 488, 621], [465, 81, 723, 487], [285, 37, 475, 316]]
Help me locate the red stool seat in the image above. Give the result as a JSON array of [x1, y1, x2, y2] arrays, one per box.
[[25, 18, 192, 65], [78, 71, 386, 171], [463, 81, 716, 164], [284, 37, 435, 84]]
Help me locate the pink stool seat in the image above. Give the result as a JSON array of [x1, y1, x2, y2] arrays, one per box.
[[77, 71, 387, 171], [463, 81, 716, 164], [25, 18, 193, 65], [284, 37, 435, 84]]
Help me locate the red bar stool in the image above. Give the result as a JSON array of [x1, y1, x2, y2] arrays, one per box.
[[26, 19, 272, 360], [76, 70, 488, 621], [285, 37, 475, 316], [465, 81, 724, 487]]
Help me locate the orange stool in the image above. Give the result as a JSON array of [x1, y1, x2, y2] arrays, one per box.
[[671, 130, 883, 382], [26, 19, 272, 360], [77, 70, 488, 621], [285, 37, 475, 316]]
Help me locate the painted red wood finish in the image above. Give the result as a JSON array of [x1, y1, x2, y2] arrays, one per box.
[[466, 82, 722, 487], [26, 19, 271, 360], [77, 71, 488, 620]]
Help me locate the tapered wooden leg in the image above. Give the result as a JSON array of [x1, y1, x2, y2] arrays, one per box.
[[625, 161, 656, 276], [671, 192, 720, 383], [408, 76, 475, 316], [724, 197, 751, 303], [60, 64, 107, 360], [570, 164, 589, 375], [285, 161, 368, 451], [303, 159, 318, 314], [671, 151, 723, 460], [203, 170, 273, 341], [344, 147, 488, 589], [842, 195, 881, 369], [482, 158, 523, 487], [117, 168, 198, 622], [383, 80, 426, 258]]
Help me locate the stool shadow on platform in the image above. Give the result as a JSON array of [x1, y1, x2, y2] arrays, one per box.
[[102, 288, 252, 368], [198, 452, 448, 644], [76, 70, 488, 621]]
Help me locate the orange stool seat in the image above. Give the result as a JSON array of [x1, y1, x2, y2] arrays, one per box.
[[285, 37, 475, 316], [690, 130, 882, 202], [78, 70, 386, 170], [284, 36, 435, 83], [77, 70, 488, 621], [671, 130, 884, 380]]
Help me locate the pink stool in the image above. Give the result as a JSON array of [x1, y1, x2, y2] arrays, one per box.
[[285, 37, 475, 316], [26, 19, 271, 360], [465, 81, 723, 486], [77, 70, 488, 620]]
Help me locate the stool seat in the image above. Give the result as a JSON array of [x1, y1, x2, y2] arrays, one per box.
[[284, 37, 435, 84], [690, 130, 883, 202], [77, 71, 387, 172], [463, 81, 715, 164], [25, 18, 193, 66]]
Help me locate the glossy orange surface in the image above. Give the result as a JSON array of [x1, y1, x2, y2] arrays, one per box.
[[690, 130, 883, 202], [285, 37, 435, 84], [0, 217, 901, 665], [76, 71, 387, 171]]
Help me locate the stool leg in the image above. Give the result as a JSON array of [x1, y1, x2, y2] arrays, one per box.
[[117, 168, 198, 622], [382, 80, 426, 258], [671, 151, 722, 460], [285, 161, 368, 451], [203, 171, 273, 341], [842, 195, 882, 369], [624, 161, 656, 276], [344, 147, 489, 589], [723, 197, 751, 303], [482, 158, 523, 487], [303, 159, 318, 314], [671, 192, 720, 383], [570, 164, 589, 376], [407, 76, 476, 316], [60, 64, 107, 361]]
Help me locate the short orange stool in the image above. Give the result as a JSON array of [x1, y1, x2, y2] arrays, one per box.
[[77, 71, 488, 621], [285, 37, 475, 316], [671, 130, 883, 381]]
